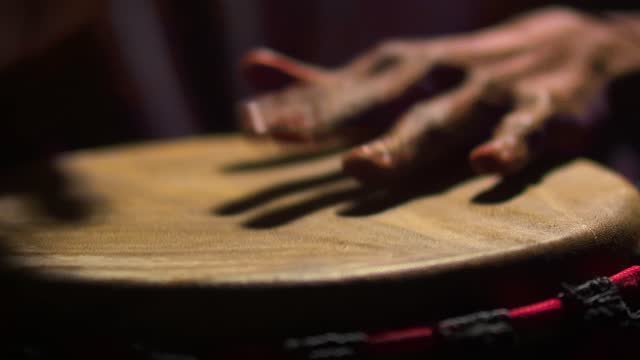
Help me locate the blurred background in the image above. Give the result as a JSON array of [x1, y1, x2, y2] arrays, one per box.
[[1, 0, 639, 181]]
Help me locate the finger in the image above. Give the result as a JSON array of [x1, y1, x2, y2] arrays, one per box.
[[470, 41, 613, 175], [343, 78, 486, 185], [342, 45, 561, 185], [469, 90, 553, 175], [238, 85, 323, 139], [241, 48, 334, 92], [342, 41, 421, 77], [341, 9, 583, 74], [239, 54, 430, 142], [433, 7, 586, 66]]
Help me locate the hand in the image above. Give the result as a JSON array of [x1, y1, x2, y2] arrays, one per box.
[[238, 7, 640, 186]]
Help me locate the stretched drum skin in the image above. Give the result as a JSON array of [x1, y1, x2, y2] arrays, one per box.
[[0, 135, 639, 337]]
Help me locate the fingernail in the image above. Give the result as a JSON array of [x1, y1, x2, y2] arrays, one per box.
[[269, 106, 318, 143], [238, 100, 269, 136], [469, 141, 524, 175], [343, 141, 396, 185]]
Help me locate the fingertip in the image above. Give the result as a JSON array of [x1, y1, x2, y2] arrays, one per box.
[[238, 100, 269, 136], [469, 143, 503, 174], [269, 128, 315, 143], [241, 48, 329, 92], [343, 142, 396, 186], [241, 49, 298, 92], [469, 141, 526, 175]]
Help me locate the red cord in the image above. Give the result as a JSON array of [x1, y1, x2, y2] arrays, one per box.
[[363, 265, 640, 352]]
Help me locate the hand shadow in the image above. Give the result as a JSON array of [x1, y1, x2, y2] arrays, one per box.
[[338, 163, 475, 217], [213, 168, 372, 229], [221, 146, 346, 173], [214, 154, 567, 229], [0, 160, 97, 278], [471, 157, 569, 205], [214, 170, 347, 215], [242, 185, 370, 229], [0, 160, 95, 223], [217, 162, 473, 229]]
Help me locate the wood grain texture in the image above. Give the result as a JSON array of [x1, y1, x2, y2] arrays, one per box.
[[1, 135, 639, 288]]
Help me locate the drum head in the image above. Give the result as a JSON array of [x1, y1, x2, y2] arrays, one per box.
[[1, 135, 639, 337]]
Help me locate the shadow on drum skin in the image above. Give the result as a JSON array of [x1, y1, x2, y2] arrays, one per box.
[[242, 186, 370, 229], [0, 160, 99, 335], [213, 170, 347, 215], [0, 160, 98, 294], [339, 163, 475, 217], [472, 170, 545, 205], [221, 145, 346, 173], [0, 160, 96, 223], [472, 158, 569, 205], [0, 159, 97, 278], [216, 157, 565, 229]]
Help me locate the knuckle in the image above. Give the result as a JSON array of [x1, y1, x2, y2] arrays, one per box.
[[536, 6, 584, 23], [376, 39, 411, 55]]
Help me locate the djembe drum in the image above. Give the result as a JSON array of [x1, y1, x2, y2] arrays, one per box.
[[1, 135, 639, 356]]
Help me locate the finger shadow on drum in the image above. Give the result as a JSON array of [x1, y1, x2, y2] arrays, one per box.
[[471, 158, 569, 205], [0, 160, 96, 223], [0, 160, 97, 278], [216, 159, 564, 230], [213, 170, 347, 215], [221, 146, 345, 173], [241, 164, 475, 228], [339, 164, 475, 217], [242, 186, 371, 229]]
